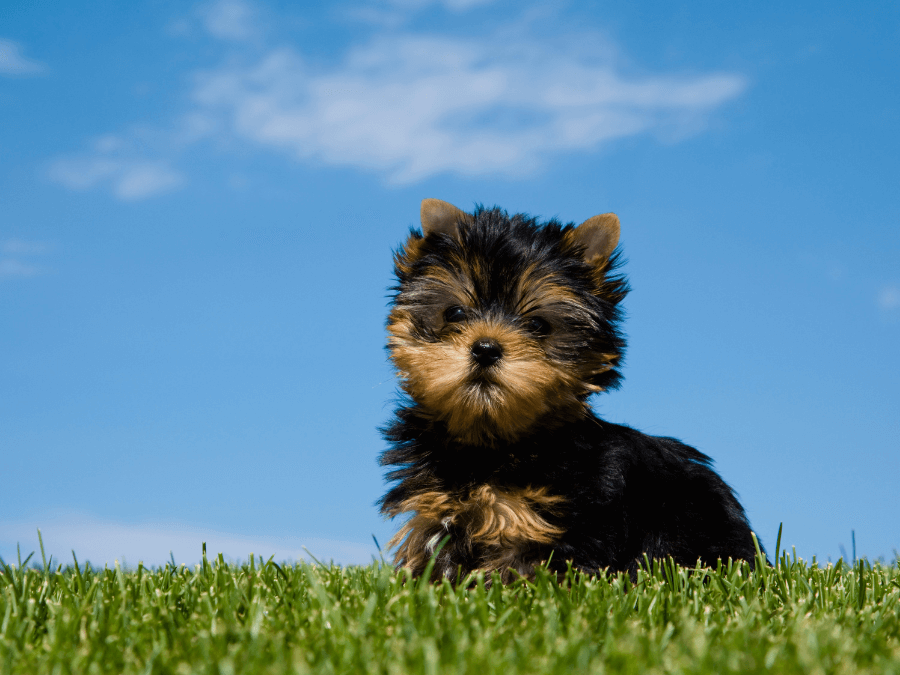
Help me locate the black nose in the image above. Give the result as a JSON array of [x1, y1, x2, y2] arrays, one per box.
[[471, 339, 503, 367]]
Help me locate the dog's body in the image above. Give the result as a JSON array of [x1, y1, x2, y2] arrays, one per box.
[[379, 199, 761, 581]]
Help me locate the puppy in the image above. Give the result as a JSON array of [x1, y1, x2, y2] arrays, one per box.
[[379, 199, 762, 581]]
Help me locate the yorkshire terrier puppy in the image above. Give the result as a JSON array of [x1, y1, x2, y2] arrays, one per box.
[[379, 199, 762, 582]]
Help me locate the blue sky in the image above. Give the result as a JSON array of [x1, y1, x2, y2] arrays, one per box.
[[2, 0, 898, 568]]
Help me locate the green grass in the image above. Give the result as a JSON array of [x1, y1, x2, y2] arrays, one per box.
[[1, 537, 899, 674]]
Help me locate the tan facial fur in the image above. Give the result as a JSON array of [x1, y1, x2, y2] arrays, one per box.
[[389, 312, 587, 445]]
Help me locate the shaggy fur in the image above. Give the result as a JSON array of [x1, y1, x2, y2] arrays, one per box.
[[379, 199, 763, 582]]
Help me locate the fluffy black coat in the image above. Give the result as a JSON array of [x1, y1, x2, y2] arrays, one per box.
[[381, 408, 760, 579], [379, 200, 763, 581]]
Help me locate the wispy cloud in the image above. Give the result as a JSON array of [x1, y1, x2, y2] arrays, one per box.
[[191, 35, 744, 183], [379, 0, 497, 11], [48, 130, 186, 199], [2, 238, 49, 255], [199, 0, 261, 42], [0, 238, 52, 279], [0, 38, 45, 76], [0, 514, 376, 568], [345, 0, 499, 27], [878, 285, 900, 315], [48, 1, 747, 196], [0, 259, 42, 278], [48, 157, 184, 200]]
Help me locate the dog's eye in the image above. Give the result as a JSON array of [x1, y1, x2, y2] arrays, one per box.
[[523, 316, 551, 336], [444, 306, 468, 323]]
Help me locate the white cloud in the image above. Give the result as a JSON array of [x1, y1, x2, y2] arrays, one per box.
[[380, 0, 496, 10], [190, 34, 744, 183], [0, 514, 376, 568], [878, 285, 900, 312], [2, 238, 49, 255], [48, 156, 184, 200], [200, 0, 260, 41], [47, 4, 746, 197], [0, 38, 45, 76], [346, 0, 497, 26], [0, 259, 42, 278], [115, 162, 185, 199], [0, 238, 51, 279], [434, 0, 495, 8]]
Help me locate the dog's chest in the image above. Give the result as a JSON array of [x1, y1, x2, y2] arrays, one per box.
[[441, 484, 565, 546], [388, 483, 566, 568]]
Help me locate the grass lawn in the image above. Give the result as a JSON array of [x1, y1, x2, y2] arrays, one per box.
[[1, 535, 898, 674]]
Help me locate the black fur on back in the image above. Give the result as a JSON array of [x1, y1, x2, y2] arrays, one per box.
[[380, 407, 762, 580]]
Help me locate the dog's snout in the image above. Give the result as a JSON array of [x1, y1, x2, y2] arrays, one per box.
[[471, 339, 503, 367]]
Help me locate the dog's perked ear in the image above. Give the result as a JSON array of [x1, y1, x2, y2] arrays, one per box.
[[420, 198, 473, 238], [566, 213, 620, 263]]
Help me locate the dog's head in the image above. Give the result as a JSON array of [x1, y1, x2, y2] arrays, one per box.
[[387, 199, 628, 446]]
